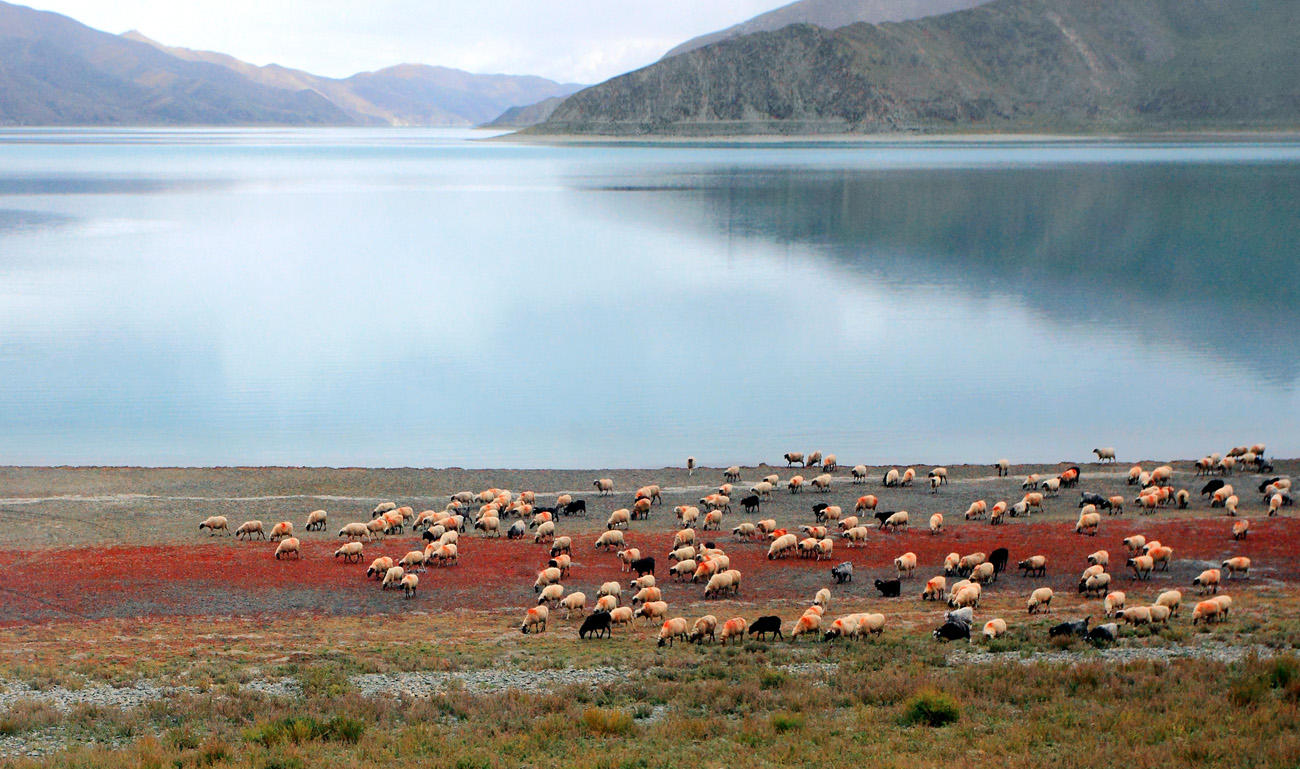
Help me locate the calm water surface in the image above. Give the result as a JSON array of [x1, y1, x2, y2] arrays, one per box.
[[1, 129, 1297, 467]]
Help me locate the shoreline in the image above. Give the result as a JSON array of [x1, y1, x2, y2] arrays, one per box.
[[490, 129, 1300, 146]]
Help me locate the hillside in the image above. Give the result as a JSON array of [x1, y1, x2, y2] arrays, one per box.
[[482, 96, 568, 128], [534, 0, 1300, 136], [0, 2, 351, 126], [663, 0, 991, 58]]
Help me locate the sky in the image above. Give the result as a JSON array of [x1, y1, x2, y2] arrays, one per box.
[[28, 0, 793, 84]]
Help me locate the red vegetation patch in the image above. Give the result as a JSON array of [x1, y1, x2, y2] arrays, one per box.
[[0, 515, 1295, 625]]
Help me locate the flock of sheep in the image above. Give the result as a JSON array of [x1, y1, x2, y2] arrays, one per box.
[[195, 443, 1287, 648]]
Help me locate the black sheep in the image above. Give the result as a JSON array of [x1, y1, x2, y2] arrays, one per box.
[[932, 621, 970, 642], [579, 611, 612, 639], [1079, 492, 1108, 509], [831, 561, 853, 584], [1259, 477, 1284, 493], [741, 495, 761, 514], [1049, 617, 1090, 638], [873, 510, 893, 526], [1086, 623, 1117, 644], [748, 615, 783, 641], [630, 556, 655, 576], [874, 578, 901, 597], [1201, 479, 1225, 497], [563, 499, 587, 517], [989, 548, 1009, 579]]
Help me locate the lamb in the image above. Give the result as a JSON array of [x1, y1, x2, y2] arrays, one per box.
[[1092, 447, 1117, 462], [831, 561, 854, 584], [333, 541, 363, 563], [199, 516, 230, 535], [1018, 555, 1047, 578], [593, 478, 614, 495], [1193, 569, 1221, 594], [273, 537, 301, 560], [366, 557, 394, 579], [579, 610, 611, 639], [982, 618, 1008, 640], [235, 520, 265, 540], [739, 496, 760, 515], [305, 509, 328, 532], [929, 513, 944, 534], [560, 592, 588, 618], [922, 576, 947, 602], [1104, 591, 1126, 617], [594, 530, 625, 550], [520, 605, 549, 634], [894, 552, 917, 579], [1027, 587, 1054, 614], [537, 583, 565, 606], [690, 614, 718, 644]]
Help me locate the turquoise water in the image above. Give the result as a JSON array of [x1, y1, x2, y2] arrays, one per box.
[[1, 129, 1297, 467]]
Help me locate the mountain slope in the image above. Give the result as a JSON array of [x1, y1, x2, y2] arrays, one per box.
[[0, 2, 353, 125], [482, 96, 568, 128], [535, 0, 1300, 136], [664, 0, 992, 58], [124, 30, 583, 127]]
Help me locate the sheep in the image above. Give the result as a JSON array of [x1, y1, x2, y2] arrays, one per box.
[[874, 578, 901, 598], [632, 574, 656, 591], [273, 537, 301, 560], [372, 501, 398, 518], [595, 594, 619, 613], [900, 468, 916, 486], [1042, 477, 1062, 496], [381, 565, 405, 589], [531, 511, 554, 529], [1232, 519, 1250, 540], [602, 606, 631, 627], [1081, 572, 1111, 598], [943, 552, 961, 576], [1193, 569, 1221, 594], [533, 521, 556, 544], [1175, 489, 1190, 508], [520, 605, 549, 634], [1127, 555, 1154, 580], [433, 543, 458, 566], [1022, 492, 1044, 512], [814, 587, 831, 607], [1155, 590, 1182, 616], [365, 557, 394, 579], [882, 468, 900, 487], [537, 583, 565, 606], [1022, 474, 1041, 490], [1191, 600, 1221, 625], [1104, 591, 1126, 617], [949, 585, 981, 609], [1093, 447, 1117, 462], [1088, 550, 1109, 567], [724, 465, 742, 482], [922, 576, 947, 602], [791, 612, 822, 642], [831, 561, 854, 584], [851, 465, 868, 483], [1269, 494, 1284, 516], [474, 516, 501, 538], [304, 509, 328, 532], [881, 511, 909, 532], [1225, 495, 1240, 516], [732, 522, 758, 541], [670, 560, 697, 580], [1146, 545, 1173, 572], [784, 452, 804, 467], [1027, 587, 1054, 614], [634, 601, 668, 624], [199, 516, 230, 535], [593, 478, 614, 495], [687, 456, 696, 476], [398, 550, 427, 572], [894, 552, 917, 579], [1212, 594, 1233, 618], [672, 528, 696, 549], [964, 500, 987, 520], [1127, 465, 1144, 485], [1074, 513, 1101, 536], [594, 530, 625, 550], [1018, 555, 1048, 578], [767, 533, 798, 560], [841, 526, 870, 547], [689, 614, 718, 644], [815, 537, 835, 561], [704, 571, 740, 599], [837, 515, 860, 532], [928, 513, 944, 535], [787, 476, 804, 493], [995, 458, 1010, 477], [957, 552, 986, 576], [534, 567, 563, 593], [805, 605, 826, 618], [1122, 535, 1146, 554], [970, 562, 997, 585], [982, 618, 1008, 640], [1108, 496, 1125, 515], [235, 520, 265, 541], [1118, 606, 1151, 625], [811, 473, 833, 493], [720, 617, 748, 644], [933, 620, 970, 643], [751, 481, 774, 500], [333, 541, 363, 563]]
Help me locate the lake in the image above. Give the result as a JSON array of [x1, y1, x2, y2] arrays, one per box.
[[1, 128, 1297, 467]]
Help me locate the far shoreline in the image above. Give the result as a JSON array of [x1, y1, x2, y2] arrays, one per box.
[[488, 128, 1300, 146]]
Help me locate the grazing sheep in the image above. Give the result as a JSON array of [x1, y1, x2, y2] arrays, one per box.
[[1027, 587, 1054, 614], [900, 468, 916, 486], [1127, 555, 1154, 580], [881, 511, 909, 532], [273, 537, 301, 560], [720, 617, 748, 644], [957, 552, 986, 576], [831, 561, 854, 584], [964, 500, 988, 520], [852, 465, 868, 483], [690, 614, 719, 644], [724, 465, 742, 482], [943, 552, 961, 576], [750, 482, 774, 500], [732, 522, 758, 541], [380, 565, 405, 590], [1088, 550, 1109, 567], [333, 541, 363, 563], [970, 562, 997, 585], [767, 533, 798, 560], [1018, 555, 1048, 578], [1232, 519, 1250, 540], [704, 571, 740, 599], [995, 458, 1010, 477], [398, 550, 427, 572], [1093, 447, 1116, 462], [894, 552, 918, 579], [592, 478, 614, 495], [520, 605, 549, 634], [949, 585, 981, 610], [1269, 494, 1284, 516], [1049, 617, 1089, 638], [811, 473, 833, 493], [1122, 535, 1146, 554], [805, 451, 823, 468], [982, 618, 1008, 640], [814, 588, 831, 607], [595, 594, 619, 613], [882, 468, 900, 487], [1193, 569, 1221, 594], [234, 520, 265, 541], [365, 557, 394, 580], [748, 615, 783, 641], [787, 476, 804, 493], [784, 452, 804, 467], [922, 576, 947, 602], [687, 456, 696, 476], [537, 583, 565, 606], [1022, 474, 1040, 490], [1104, 591, 1126, 617], [1212, 594, 1233, 618], [268, 521, 293, 541], [932, 620, 970, 643], [1081, 572, 1111, 597], [535, 567, 564, 593], [791, 612, 822, 642], [1191, 600, 1221, 625], [1155, 590, 1182, 616], [634, 601, 669, 624], [1075, 513, 1101, 536], [1119, 606, 1152, 625], [305, 509, 328, 532], [534, 521, 556, 543], [578, 610, 611, 639], [841, 526, 870, 547], [199, 516, 230, 535], [594, 530, 625, 550]]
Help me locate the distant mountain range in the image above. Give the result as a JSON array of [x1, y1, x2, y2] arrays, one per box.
[[0, 1, 582, 126], [663, 0, 992, 58], [533, 0, 1300, 136]]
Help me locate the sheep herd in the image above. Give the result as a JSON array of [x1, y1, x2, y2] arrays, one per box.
[[194, 443, 1287, 651]]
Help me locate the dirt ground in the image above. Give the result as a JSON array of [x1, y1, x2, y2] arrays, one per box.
[[0, 460, 1292, 624]]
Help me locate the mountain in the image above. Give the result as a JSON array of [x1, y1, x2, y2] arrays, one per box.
[[533, 0, 1300, 137], [482, 96, 568, 128], [124, 31, 584, 127], [0, 2, 583, 126], [0, 1, 352, 125], [664, 0, 992, 58]]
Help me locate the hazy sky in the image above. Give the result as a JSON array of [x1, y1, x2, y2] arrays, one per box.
[[30, 0, 792, 83]]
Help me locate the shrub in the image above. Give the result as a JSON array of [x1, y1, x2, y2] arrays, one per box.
[[0, 699, 60, 735], [581, 707, 634, 736], [244, 715, 366, 747], [759, 669, 788, 690], [297, 664, 352, 699], [901, 689, 960, 727], [770, 711, 805, 733]]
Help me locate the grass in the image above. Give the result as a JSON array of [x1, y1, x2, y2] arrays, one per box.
[[900, 689, 960, 727]]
